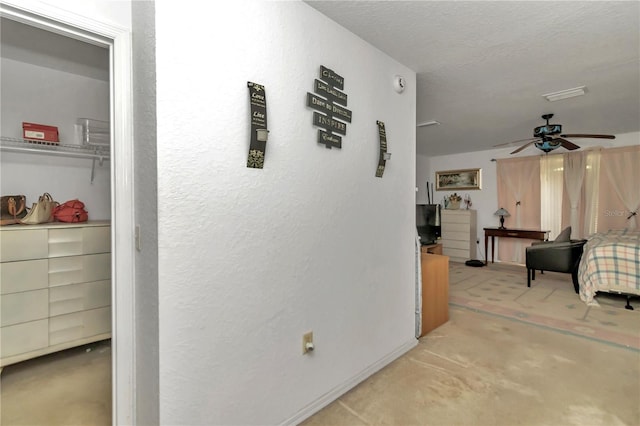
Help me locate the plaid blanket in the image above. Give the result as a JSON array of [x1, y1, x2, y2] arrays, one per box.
[[578, 229, 640, 305]]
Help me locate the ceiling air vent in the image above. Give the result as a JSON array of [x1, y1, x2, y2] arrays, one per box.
[[542, 86, 586, 102]]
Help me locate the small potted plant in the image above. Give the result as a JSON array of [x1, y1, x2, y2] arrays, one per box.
[[447, 193, 462, 210]]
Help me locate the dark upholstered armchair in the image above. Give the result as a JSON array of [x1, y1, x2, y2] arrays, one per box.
[[525, 239, 587, 292]]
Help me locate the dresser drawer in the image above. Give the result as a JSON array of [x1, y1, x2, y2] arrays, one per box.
[[0, 259, 48, 294], [0, 229, 48, 262], [441, 211, 472, 225], [443, 247, 470, 259], [441, 231, 470, 242], [441, 222, 470, 233], [441, 239, 470, 250], [1, 319, 49, 358], [48, 253, 111, 287], [48, 228, 83, 257], [49, 280, 111, 317], [1, 289, 49, 327], [48, 226, 110, 258], [82, 226, 111, 254], [49, 307, 111, 346]]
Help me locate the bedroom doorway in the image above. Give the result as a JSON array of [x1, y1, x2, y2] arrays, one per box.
[[0, 3, 135, 424]]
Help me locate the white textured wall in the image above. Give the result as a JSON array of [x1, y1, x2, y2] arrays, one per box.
[[419, 131, 640, 262], [131, 1, 159, 424], [156, 1, 416, 424]]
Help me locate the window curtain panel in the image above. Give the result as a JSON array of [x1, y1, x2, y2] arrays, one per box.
[[496, 156, 540, 263], [563, 151, 586, 239], [583, 149, 601, 236], [541, 155, 564, 240], [599, 145, 640, 230]]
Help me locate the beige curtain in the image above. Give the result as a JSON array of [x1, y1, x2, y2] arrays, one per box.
[[496, 156, 540, 263], [496, 146, 637, 252], [541, 155, 564, 240], [563, 151, 585, 239], [599, 146, 640, 230], [583, 150, 601, 236]]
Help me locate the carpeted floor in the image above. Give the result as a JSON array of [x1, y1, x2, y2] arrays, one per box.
[[449, 262, 640, 350], [0, 340, 111, 426]]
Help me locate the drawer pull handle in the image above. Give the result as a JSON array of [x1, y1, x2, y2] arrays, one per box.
[[507, 233, 518, 236]]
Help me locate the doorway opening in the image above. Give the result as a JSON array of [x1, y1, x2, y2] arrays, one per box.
[[0, 3, 135, 424]]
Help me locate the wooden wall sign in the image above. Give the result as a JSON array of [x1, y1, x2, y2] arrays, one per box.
[[306, 65, 352, 149], [247, 81, 268, 168], [376, 120, 388, 178]]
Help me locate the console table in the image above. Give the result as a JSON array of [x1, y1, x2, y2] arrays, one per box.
[[484, 227, 550, 265]]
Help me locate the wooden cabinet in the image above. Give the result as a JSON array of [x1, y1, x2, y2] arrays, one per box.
[[420, 243, 443, 255], [420, 252, 449, 337], [0, 222, 111, 369], [441, 209, 477, 262]]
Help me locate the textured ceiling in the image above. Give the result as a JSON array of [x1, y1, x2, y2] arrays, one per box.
[[304, 1, 640, 156]]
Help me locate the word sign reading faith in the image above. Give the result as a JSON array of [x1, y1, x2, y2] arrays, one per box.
[[306, 65, 352, 149]]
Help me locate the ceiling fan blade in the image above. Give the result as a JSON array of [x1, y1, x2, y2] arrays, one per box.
[[560, 133, 616, 139], [510, 141, 536, 154], [555, 138, 580, 150], [494, 137, 538, 147]]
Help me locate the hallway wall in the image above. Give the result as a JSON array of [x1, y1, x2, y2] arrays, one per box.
[[155, 1, 417, 424]]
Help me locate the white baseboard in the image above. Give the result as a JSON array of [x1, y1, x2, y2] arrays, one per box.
[[281, 338, 418, 425]]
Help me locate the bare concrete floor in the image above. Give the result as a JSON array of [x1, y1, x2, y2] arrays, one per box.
[[1, 308, 638, 426], [303, 307, 640, 426]]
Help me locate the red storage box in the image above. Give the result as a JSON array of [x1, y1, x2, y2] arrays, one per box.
[[22, 122, 59, 143]]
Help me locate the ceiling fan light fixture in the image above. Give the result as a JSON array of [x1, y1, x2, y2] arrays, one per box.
[[417, 120, 440, 127], [542, 86, 587, 102]]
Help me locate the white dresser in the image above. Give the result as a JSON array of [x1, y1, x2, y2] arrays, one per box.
[[0, 221, 111, 370], [440, 209, 477, 262]]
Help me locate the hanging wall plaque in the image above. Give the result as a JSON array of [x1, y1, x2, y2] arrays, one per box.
[[247, 81, 268, 168], [375, 120, 388, 178], [306, 65, 352, 149]]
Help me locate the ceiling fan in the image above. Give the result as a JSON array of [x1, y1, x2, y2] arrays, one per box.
[[496, 114, 616, 154]]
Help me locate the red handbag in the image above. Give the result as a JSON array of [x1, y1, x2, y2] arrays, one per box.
[[53, 199, 88, 223]]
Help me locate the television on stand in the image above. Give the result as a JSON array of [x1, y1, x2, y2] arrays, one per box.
[[416, 204, 441, 245]]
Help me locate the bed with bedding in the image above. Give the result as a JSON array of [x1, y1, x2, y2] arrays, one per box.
[[578, 229, 640, 307]]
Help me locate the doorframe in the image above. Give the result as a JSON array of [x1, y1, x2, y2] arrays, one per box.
[[0, 2, 136, 424]]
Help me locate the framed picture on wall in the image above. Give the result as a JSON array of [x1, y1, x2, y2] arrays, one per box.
[[435, 168, 481, 190]]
